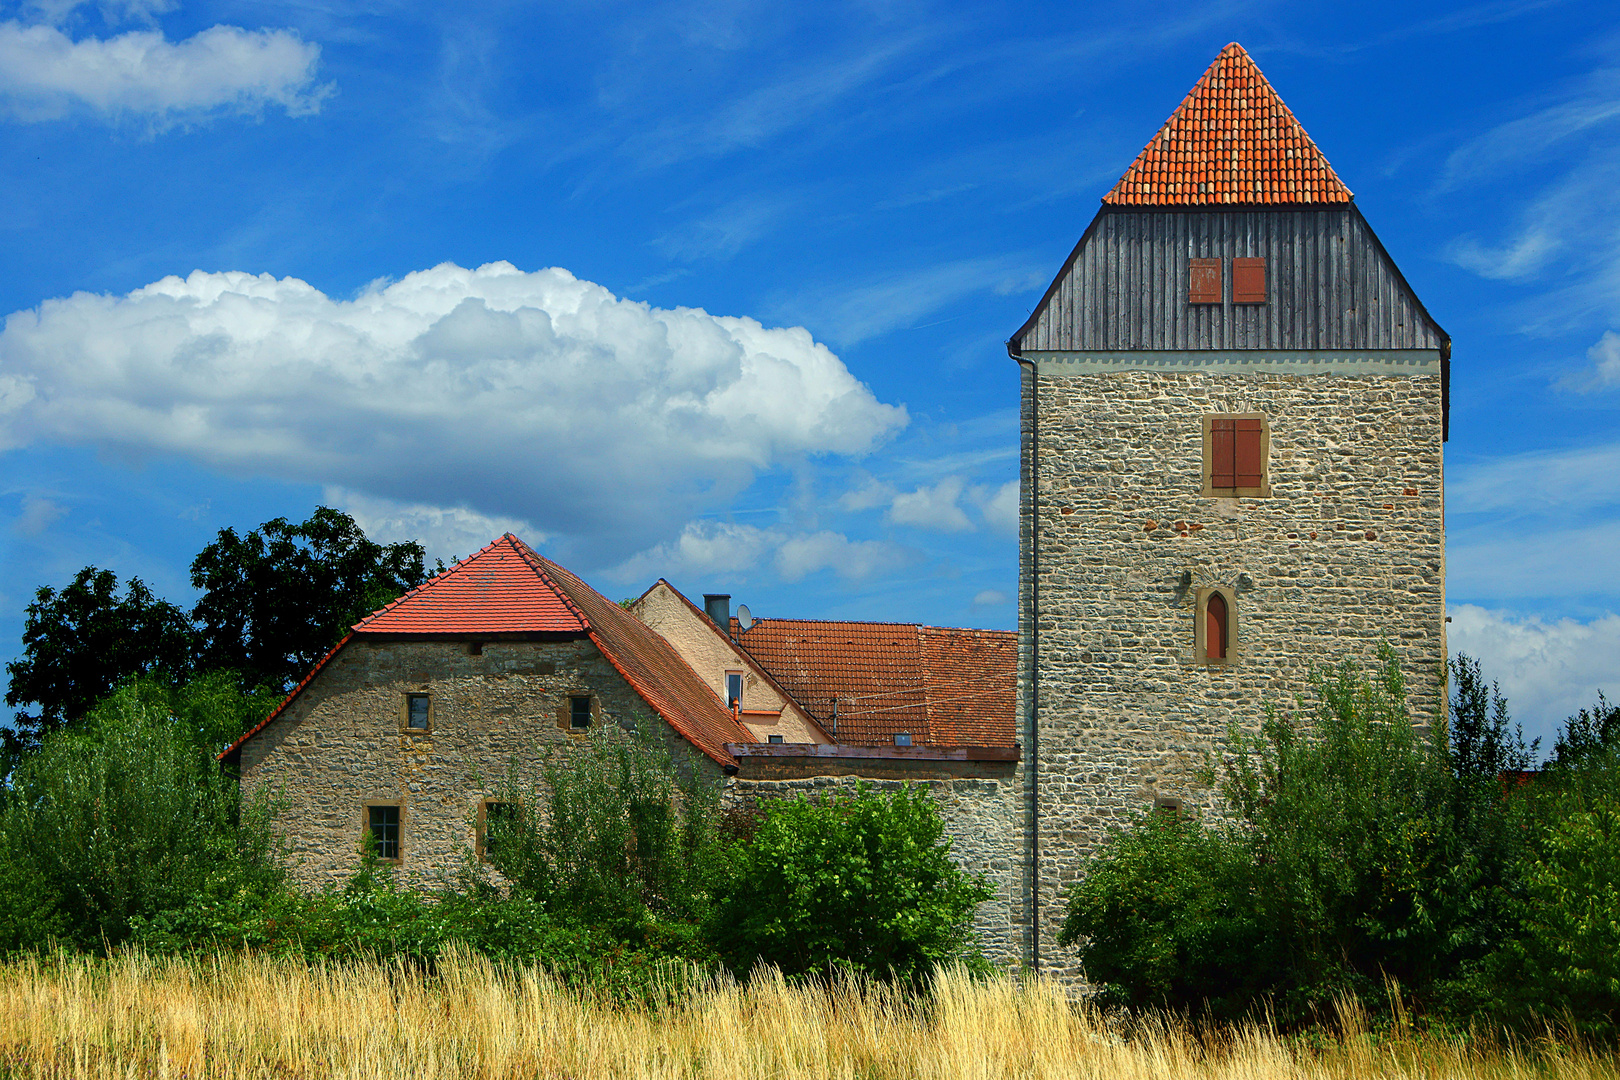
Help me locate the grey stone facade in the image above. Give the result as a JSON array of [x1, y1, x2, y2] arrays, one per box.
[[1017, 364, 1446, 977], [238, 637, 721, 890]]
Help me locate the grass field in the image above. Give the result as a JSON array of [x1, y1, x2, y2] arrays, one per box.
[[0, 950, 1612, 1080]]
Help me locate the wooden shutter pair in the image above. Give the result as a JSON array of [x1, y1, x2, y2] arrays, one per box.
[[1188, 258, 1267, 304], [1210, 417, 1263, 490]]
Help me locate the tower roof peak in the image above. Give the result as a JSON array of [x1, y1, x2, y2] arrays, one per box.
[[1104, 42, 1352, 207]]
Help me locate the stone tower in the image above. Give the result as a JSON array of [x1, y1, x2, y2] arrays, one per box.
[[1009, 43, 1449, 974]]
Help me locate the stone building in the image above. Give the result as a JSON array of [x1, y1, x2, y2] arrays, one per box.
[[1009, 42, 1450, 973], [220, 534, 755, 890]]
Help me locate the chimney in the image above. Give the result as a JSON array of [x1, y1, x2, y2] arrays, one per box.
[[703, 593, 731, 633]]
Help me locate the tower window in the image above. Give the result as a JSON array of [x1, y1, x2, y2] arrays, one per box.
[[1195, 588, 1236, 665], [1202, 414, 1269, 497], [1233, 257, 1267, 304], [1189, 258, 1221, 304]]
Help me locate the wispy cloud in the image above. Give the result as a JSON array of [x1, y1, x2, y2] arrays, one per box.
[[1449, 522, 1620, 603], [0, 19, 331, 126], [1561, 330, 1620, 391], [785, 256, 1041, 345], [12, 494, 65, 536], [609, 519, 914, 585], [1449, 441, 1620, 513]]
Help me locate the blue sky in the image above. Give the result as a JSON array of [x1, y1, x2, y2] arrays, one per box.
[[1, 0, 1617, 750]]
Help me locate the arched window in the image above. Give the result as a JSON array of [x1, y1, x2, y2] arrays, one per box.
[[1195, 587, 1235, 663], [1206, 591, 1229, 660]]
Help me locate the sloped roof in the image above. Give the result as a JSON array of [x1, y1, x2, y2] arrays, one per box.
[[514, 546, 754, 766], [732, 618, 1015, 748], [353, 534, 588, 634], [1104, 42, 1352, 207], [222, 534, 753, 768]]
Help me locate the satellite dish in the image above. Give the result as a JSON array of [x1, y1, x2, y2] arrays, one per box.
[[736, 604, 753, 632]]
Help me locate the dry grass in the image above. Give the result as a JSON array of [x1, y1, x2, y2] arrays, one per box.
[[0, 950, 1611, 1080]]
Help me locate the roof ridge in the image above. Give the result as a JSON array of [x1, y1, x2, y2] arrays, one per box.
[[506, 535, 593, 629], [351, 533, 507, 628], [1103, 41, 1352, 207]]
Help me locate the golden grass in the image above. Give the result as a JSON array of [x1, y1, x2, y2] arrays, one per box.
[[0, 950, 1611, 1080]]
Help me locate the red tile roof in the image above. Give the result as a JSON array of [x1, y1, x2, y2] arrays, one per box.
[[1104, 42, 1352, 207], [353, 534, 588, 634], [222, 534, 753, 768], [732, 618, 1016, 748], [513, 546, 754, 766]]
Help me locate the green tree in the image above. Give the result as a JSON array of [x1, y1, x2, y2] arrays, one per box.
[[1549, 692, 1620, 770], [190, 506, 431, 691], [3, 568, 195, 753], [711, 782, 992, 982]]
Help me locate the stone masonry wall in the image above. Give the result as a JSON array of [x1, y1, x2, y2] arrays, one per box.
[[1023, 368, 1445, 980], [238, 637, 721, 890], [724, 774, 1028, 969]]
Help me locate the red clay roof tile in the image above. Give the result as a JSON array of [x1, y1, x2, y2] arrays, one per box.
[[1103, 42, 1352, 207], [352, 534, 589, 634], [733, 618, 1015, 748]]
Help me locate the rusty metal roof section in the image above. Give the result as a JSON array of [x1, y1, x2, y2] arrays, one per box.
[[1104, 42, 1352, 207], [731, 618, 1016, 748]]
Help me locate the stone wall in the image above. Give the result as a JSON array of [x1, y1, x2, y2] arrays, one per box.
[[238, 636, 721, 890], [724, 773, 1028, 968], [1021, 367, 1446, 978]]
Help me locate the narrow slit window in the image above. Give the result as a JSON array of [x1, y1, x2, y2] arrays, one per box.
[[368, 805, 400, 861], [1233, 257, 1267, 304], [570, 696, 592, 730], [1205, 592, 1229, 661], [725, 672, 743, 710], [1189, 258, 1221, 304]]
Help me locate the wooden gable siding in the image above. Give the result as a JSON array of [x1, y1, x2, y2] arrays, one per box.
[[1013, 206, 1446, 353]]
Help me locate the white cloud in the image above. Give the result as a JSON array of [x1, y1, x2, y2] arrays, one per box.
[[774, 531, 912, 583], [1448, 603, 1620, 752], [838, 472, 896, 512], [25, 0, 178, 27], [889, 476, 972, 532], [786, 256, 1037, 345], [0, 262, 908, 566], [972, 589, 1008, 607], [1448, 441, 1620, 514], [328, 488, 542, 567], [972, 478, 1018, 534], [1563, 330, 1620, 391], [12, 494, 65, 536], [0, 20, 329, 124]]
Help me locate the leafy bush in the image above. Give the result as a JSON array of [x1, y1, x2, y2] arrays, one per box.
[[1061, 646, 1534, 1024], [712, 782, 992, 982], [0, 682, 282, 951], [482, 725, 728, 935]]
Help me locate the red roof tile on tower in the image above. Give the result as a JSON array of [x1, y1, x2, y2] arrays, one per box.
[[1103, 42, 1352, 207], [353, 534, 589, 634]]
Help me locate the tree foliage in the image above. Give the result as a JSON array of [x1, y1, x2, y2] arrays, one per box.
[[189, 507, 430, 692], [3, 568, 195, 752], [712, 782, 992, 982]]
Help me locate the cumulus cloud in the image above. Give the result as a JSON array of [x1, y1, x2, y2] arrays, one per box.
[[971, 479, 1018, 533], [329, 488, 542, 566], [889, 476, 972, 532], [0, 20, 329, 124], [775, 530, 912, 582], [12, 494, 65, 536], [0, 262, 908, 566], [1563, 330, 1620, 391], [1449, 603, 1620, 752], [972, 589, 1008, 607]]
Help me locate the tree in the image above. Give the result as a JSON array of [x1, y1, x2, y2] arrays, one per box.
[[711, 783, 992, 982], [3, 568, 194, 753], [1549, 692, 1620, 770], [190, 507, 430, 692], [1448, 654, 1536, 781]]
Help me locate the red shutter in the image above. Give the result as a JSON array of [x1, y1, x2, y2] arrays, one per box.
[[1233, 257, 1266, 304], [1189, 259, 1221, 304], [1210, 417, 1236, 489], [1206, 592, 1228, 660], [1234, 418, 1263, 488]]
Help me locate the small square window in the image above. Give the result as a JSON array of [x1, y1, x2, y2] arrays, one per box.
[[480, 800, 514, 861], [570, 696, 592, 730], [767, 734, 784, 745], [894, 733, 913, 747], [367, 804, 400, 861], [406, 693, 430, 730], [1202, 414, 1269, 497], [725, 672, 743, 710]]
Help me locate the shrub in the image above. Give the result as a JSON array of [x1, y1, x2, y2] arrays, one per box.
[[711, 782, 992, 982]]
